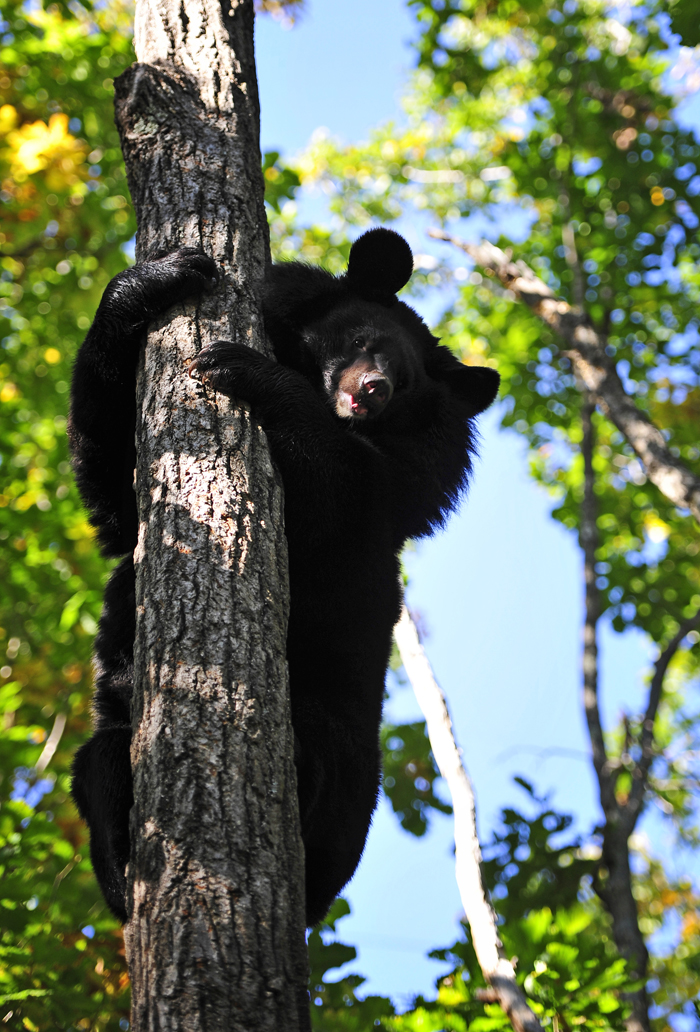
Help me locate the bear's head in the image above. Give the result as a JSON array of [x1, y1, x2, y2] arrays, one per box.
[[264, 228, 499, 422]]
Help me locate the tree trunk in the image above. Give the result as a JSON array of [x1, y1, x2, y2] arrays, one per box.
[[580, 400, 650, 1032], [599, 824, 650, 1032], [113, 1, 309, 1028]]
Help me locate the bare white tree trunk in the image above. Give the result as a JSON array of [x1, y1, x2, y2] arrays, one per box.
[[114, 0, 309, 1027], [394, 608, 543, 1032]]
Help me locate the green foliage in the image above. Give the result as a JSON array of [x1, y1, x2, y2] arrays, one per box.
[[481, 777, 597, 921], [308, 899, 396, 1030], [413, 786, 632, 1031], [0, 0, 139, 1026], [0, 797, 129, 1029], [262, 149, 301, 214], [289, 3, 700, 697], [668, 0, 700, 47], [632, 845, 700, 1025]]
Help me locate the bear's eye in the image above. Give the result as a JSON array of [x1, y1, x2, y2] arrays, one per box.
[[352, 336, 365, 349]]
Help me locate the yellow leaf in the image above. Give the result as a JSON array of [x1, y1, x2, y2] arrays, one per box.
[[6, 113, 86, 180], [644, 515, 670, 543], [0, 104, 19, 136]]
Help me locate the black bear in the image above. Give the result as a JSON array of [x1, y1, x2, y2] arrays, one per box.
[[69, 228, 499, 927]]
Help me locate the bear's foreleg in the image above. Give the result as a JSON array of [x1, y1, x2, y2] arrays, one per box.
[[69, 249, 218, 557]]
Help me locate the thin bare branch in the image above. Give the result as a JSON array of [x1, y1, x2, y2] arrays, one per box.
[[35, 712, 67, 774], [430, 229, 700, 525], [625, 607, 700, 824], [394, 607, 544, 1032], [561, 222, 584, 309]]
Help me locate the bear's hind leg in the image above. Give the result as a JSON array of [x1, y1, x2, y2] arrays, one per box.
[[71, 724, 133, 923], [304, 844, 369, 928], [296, 716, 382, 927]]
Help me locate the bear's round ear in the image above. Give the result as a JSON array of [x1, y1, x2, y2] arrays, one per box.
[[346, 228, 414, 301]]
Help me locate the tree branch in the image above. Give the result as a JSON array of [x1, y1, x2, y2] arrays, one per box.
[[624, 607, 700, 828], [579, 397, 617, 820], [429, 229, 700, 525], [393, 607, 544, 1032]]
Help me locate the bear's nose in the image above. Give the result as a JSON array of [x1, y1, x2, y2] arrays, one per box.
[[335, 359, 395, 419], [361, 373, 393, 413]]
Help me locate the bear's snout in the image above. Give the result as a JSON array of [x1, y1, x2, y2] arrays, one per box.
[[335, 361, 394, 419]]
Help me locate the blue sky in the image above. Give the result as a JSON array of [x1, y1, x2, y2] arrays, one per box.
[[256, 0, 415, 154], [256, 1, 694, 1005]]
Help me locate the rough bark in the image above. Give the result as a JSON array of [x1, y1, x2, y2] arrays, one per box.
[[113, 1, 309, 1028], [394, 608, 543, 1032], [580, 399, 650, 1032], [429, 229, 700, 525]]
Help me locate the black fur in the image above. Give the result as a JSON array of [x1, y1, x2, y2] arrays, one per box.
[[69, 229, 499, 927]]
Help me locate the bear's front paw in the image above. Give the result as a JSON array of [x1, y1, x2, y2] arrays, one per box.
[[189, 340, 249, 374], [144, 249, 219, 306], [189, 340, 271, 397], [104, 250, 220, 327]]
